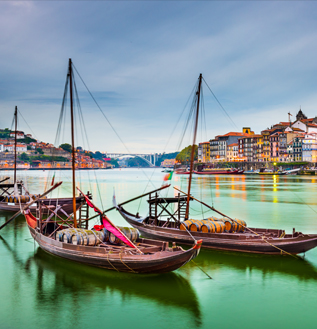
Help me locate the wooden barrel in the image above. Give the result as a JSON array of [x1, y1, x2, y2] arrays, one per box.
[[202, 221, 225, 233], [109, 227, 140, 245], [5, 196, 14, 203], [109, 233, 121, 245], [71, 229, 104, 246], [201, 221, 216, 233], [180, 219, 196, 231], [213, 221, 225, 233], [189, 220, 206, 232], [223, 219, 238, 233], [60, 229, 78, 243], [235, 219, 247, 233], [102, 228, 110, 242], [206, 216, 221, 222], [13, 195, 32, 203]]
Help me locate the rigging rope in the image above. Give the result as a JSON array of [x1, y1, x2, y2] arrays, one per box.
[[202, 77, 238, 130]]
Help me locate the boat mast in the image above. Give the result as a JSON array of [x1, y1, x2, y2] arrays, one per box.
[[14, 106, 17, 185], [185, 73, 202, 220], [68, 58, 77, 227]]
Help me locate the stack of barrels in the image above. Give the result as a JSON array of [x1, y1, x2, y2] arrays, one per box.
[[4, 194, 47, 203], [56, 226, 140, 246], [179, 216, 246, 234], [5, 195, 31, 203], [56, 228, 105, 246]]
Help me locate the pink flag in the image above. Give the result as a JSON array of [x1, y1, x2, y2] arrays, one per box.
[[101, 215, 136, 249], [76, 187, 139, 250]]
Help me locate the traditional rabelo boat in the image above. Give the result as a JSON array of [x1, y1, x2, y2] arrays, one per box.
[[194, 168, 244, 175], [0, 107, 84, 214], [113, 74, 317, 255], [19, 59, 202, 274]]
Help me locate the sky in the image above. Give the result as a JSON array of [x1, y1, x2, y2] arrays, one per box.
[[1, 1, 317, 154]]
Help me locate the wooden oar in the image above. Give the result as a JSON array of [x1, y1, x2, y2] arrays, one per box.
[[0, 177, 10, 184], [0, 182, 63, 231], [173, 187, 299, 258]]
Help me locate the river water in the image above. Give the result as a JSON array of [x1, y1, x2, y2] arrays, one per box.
[[1, 168, 317, 329]]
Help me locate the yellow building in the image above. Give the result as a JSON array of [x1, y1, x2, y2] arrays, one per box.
[[198, 142, 210, 163], [161, 158, 175, 167]]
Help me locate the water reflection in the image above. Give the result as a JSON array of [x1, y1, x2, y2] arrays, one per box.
[[188, 249, 317, 282], [0, 233, 202, 327]]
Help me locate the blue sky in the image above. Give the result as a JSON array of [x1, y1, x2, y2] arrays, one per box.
[[1, 1, 317, 153]]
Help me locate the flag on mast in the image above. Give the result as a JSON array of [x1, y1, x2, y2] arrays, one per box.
[[76, 187, 143, 253], [51, 173, 55, 186]]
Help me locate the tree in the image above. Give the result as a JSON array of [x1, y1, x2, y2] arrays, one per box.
[[127, 157, 150, 168], [36, 148, 44, 155], [19, 153, 29, 161], [175, 145, 198, 164], [59, 143, 72, 153]]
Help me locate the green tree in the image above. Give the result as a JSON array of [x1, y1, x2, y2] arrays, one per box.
[[19, 153, 29, 161], [127, 157, 150, 168], [59, 143, 72, 153], [36, 148, 44, 154], [175, 145, 198, 164]]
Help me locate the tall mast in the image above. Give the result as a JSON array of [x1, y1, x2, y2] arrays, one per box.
[[14, 106, 17, 185], [68, 58, 77, 227], [185, 73, 202, 220]]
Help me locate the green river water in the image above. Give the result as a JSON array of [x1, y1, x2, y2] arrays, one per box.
[[1, 168, 317, 329]]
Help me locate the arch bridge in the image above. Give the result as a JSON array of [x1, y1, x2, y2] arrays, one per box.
[[107, 153, 158, 167]]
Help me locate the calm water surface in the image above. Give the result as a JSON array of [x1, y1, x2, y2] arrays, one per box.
[[1, 169, 317, 329]]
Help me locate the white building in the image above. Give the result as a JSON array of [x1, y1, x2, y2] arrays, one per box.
[[302, 133, 317, 163], [3, 144, 27, 153], [9, 131, 25, 139]]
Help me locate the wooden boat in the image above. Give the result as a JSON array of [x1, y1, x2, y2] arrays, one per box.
[[0, 180, 85, 214], [114, 73, 317, 255], [24, 207, 201, 274], [20, 59, 201, 275], [116, 203, 317, 255], [194, 169, 244, 175]]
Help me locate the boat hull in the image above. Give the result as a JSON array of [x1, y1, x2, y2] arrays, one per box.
[[28, 227, 200, 274], [118, 208, 317, 255], [0, 196, 84, 215], [194, 170, 244, 175]]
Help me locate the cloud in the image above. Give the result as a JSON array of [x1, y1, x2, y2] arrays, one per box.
[[1, 1, 317, 153]]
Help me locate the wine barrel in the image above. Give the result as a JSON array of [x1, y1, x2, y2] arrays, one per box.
[[102, 228, 110, 242], [71, 229, 104, 246], [59, 228, 79, 243], [189, 220, 206, 232], [180, 219, 196, 231], [206, 216, 221, 222], [223, 219, 238, 233], [108, 227, 140, 245], [201, 221, 216, 233], [14, 195, 32, 203], [201, 221, 225, 233], [235, 219, 247, 233]]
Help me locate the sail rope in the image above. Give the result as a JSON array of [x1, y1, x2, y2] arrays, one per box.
[[202, 77, 238, 130]]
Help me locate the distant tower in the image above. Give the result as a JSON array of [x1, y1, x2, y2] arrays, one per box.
[[296, 107, 307, 121]]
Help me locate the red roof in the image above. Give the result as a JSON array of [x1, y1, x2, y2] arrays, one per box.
[[221, 132, 250, 137], [228, 143, 238, 146]]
